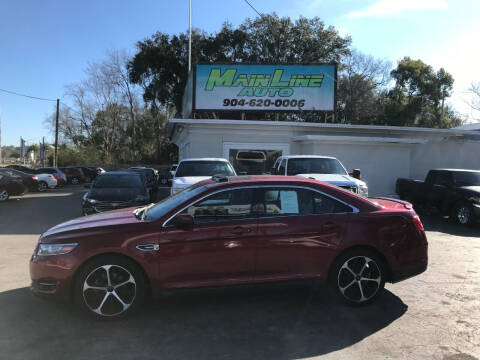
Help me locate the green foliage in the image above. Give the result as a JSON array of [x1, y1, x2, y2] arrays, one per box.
[[128, 13, 351, 116]]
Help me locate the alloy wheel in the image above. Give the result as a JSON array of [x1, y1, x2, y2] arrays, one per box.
[[456, 206, 471, 225], [38, 182, 47, 192], [0, 189, 9, 201], [337, 256, 382, 303], [71, 178, 79, 185], [82, 265, 136, 317]]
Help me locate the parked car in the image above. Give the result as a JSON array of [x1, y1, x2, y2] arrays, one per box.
[[169, 164, 178, 177], [76, 167, 99, 183], [37, 167, 67, 186], [272, 155, 368, 197], [82, 171, 151, 215], [5, 165, 57, 191], [0, 168, 39, 192], [396, 168, 480, 225], [0, 172, 27, 201], [30, 175, 428, 319], [59, 167, 86, 184], [171, 158, 236, 195], [128, 167, 158, 188]]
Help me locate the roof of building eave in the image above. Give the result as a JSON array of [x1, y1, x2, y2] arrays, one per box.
[[168, 118, 480, 137]]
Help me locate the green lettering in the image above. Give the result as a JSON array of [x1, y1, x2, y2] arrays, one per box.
[[294, 76, 309, 87], [238, 87, 254, 96], [253, 75, 271, 87], [308, 75, 324, 87], [232, 74, 249, 87], [205, 69, 237, 91], [271, 70, 289, 87]]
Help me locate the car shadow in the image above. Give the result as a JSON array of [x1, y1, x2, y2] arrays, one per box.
[[0, 283, 407, 359], [421, 214, 480, 237]]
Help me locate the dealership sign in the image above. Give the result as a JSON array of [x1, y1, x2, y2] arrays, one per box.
[[193, 64, 336, 112]]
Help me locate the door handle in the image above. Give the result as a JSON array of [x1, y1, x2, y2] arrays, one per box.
[[230, 227, 252, 235]]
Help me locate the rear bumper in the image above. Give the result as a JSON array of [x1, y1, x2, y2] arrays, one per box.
[[391, 260, 428, 283]]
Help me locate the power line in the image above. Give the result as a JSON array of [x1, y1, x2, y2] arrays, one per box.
[[0, 87, 57, 102], [243, 0, 262, 17]]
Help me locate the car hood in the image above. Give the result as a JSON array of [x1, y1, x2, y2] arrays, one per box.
[[173, 176, 211, 188], [41, 207, 141, 241], [87, 188, 142, 202], [460, 186, 480, 195], [295, 173, 366, 187]]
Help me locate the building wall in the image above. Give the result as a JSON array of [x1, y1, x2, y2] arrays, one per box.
[[171, 120, 480, 197]]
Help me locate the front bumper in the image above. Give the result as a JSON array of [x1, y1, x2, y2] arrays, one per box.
[[473, 203, 480, 219], [29, 252, 77, 298]]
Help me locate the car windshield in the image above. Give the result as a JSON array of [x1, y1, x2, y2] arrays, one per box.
[[453, 171, 480, 186], [287, 158, 347, 176], [93, 174, 142, 188], [175, 161, 235, 177], [144, 184, 207, 221]]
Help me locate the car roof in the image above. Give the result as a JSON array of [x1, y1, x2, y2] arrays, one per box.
[[279, 155, 337, 160], [98, 171, 141, 176], [432, 168, 480, 173], [179, 158, 229, 162]]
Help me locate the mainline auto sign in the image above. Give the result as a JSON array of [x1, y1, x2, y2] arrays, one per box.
[[193, 64, 336, 112]]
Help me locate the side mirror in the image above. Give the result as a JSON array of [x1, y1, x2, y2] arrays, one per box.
[[350, 169, 362, 180], [172, 213, 194, 229], [84, 184, 91, 189]]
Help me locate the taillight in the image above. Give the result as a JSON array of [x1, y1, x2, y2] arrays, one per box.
[[32, 176, 38, 180], [412, 215, 424, 231]]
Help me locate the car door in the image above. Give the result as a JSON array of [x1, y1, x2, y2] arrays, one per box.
[[427, 171, 453, 211], [253, 186, 353, 281], [157, 188, 257, 288]]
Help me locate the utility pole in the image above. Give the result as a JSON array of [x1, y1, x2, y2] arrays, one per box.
[[188, 0, 192, 72], [54, 99, 59, 167]]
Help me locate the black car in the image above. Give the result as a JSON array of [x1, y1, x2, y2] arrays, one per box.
[[397, 169, 480, 225], [77, 167, 98, 182], [128, 167, 158, 192], [0, 168, 39, 192], [0, 172, 27, 201], [82, 171, 151, 215]]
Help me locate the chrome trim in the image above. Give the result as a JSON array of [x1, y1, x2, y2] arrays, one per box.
[[162, 185, 359, 227], [136, 244, 160, 251]]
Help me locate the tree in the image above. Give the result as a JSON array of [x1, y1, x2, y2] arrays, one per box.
[[128, 13, 351, 118], [337, 51, 391, 124], [469, 82, 480, 119], [387, 57, 455, 128]]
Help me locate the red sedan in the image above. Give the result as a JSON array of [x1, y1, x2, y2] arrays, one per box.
[[30, 176, 428, 319]]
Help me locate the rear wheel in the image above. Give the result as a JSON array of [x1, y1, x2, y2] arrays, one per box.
[[329, 249, 386, 306], [74, 255, 146, 319], [0, 189, 9, 201], [37, 181, 48, 192], [453, 202, 474, 226]]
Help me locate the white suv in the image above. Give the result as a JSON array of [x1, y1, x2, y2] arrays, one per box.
[[272, 155, 368, 197], [171, 158, 236, 195]]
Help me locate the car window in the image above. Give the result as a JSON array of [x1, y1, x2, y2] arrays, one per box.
[[184, 189, 253, 224], [433, 172, 452, 186], [175, 161, 236, 177], [93, 174, 143, 188], [453, 171, 480, 186], [278, 159, 286, 175], [286, 158, 347, 176], [261, 187, 353, 216]]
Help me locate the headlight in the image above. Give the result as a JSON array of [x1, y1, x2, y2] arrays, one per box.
[[358, 185, 368, 197], [37, 243, 78, 256], [86, 198, 97, 204]]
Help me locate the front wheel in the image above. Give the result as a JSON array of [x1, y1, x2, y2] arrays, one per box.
[[0, 188, 9, 201], [71, 177, 79, 185], [330, 249, 386, 306], [453, 203, 474, 226], [74, 255, 146, 319]]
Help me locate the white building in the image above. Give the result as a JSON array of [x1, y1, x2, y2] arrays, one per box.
[[167, 118, 480, 196]]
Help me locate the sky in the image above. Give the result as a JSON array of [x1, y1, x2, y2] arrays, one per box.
[[1, 0, 479, 146]]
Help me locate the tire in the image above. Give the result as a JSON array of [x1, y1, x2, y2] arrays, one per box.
[[329, 248, 386, 306], [37, 181, 48, 192], [74, 255, 146, 320], [452, 202, 474, 226], [0, 188, 9, 202], [71, 178, 79, 185]]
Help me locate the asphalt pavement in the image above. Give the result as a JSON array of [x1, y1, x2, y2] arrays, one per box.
[[0, 186, 479, 360]]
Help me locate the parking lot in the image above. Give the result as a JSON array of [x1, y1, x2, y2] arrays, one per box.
[[0, 185, 479, 360]]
